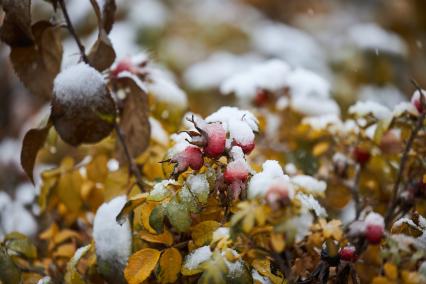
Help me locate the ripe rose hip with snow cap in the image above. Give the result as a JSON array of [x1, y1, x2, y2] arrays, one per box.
[[51, 63, 116, 146], [339, 246, 358, 262], [170, 146, 204, 176], [229, 119, 256, 154], [411, 89, 426, 113], [364, 212, 385, 245], [110, 57, 135, 78], [203, 122, 226, 158], [265, 181, 293, 209]]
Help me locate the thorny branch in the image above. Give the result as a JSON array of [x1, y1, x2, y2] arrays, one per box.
[[384, 81, 426, 227], [58, 0, 89, 63]]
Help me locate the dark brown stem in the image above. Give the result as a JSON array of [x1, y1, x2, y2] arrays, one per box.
[[384, 102, 425, 227], [58, 0, 89, 63], [351, 164, 362, 220], [114, 124, 145, 191]]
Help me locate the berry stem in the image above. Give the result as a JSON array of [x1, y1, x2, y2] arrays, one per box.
[[58, 0, 89, 63], [384, 84, 425, 227]]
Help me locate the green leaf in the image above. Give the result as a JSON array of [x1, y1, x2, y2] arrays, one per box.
[[166, 199, 191, 233], [0, 248, 22, 284], [149, 205, 165, 234]]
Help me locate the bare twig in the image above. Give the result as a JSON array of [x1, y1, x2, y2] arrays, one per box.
[[58, 0, 89, 63], [384, 84, 426, 227], [351, 164, 363, 220], [114, 124, 145, 191]]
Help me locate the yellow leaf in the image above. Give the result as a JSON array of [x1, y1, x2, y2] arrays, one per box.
[[53, 243, 76, 259], [270, 232, 285, 253], [191, 221, 221, 247], [252, 259, 283, 284], [53, 229, 81, 245], [124, 248, 161, 284], [372, 276, 392, 284], [158, 248, 182, 283], [141, 202, 160, 234], [312, 142, 329, 156], [65, 244, 91, 284], [140, 229, 173, 246], [56, 158, 83, 212], [384, 262, 398, 280], [86, 155, 108, 182], [116, 193, 148, 225]]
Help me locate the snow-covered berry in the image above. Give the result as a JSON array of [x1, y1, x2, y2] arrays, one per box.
[[339, 246, 358, 262], [111, 58, 135, 78], [203, 122, 226, 158], [224, 160, 250, 183], [171, 146, 204, 175], [265, 183, 292, 209], [364, 212, 384, 245]]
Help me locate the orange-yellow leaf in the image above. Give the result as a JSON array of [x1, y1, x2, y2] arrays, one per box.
[[124, 248, 161, 284], [191, 221, 221, 247], [140, 229, 173, 246], [157, 248, 182, 283]]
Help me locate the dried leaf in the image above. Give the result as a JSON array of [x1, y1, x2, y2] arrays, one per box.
[[21, 120, 52, 183], [86, 155, 109, 183], [10, 21, 62, 100], [191, 221, 221, 247], [89, 0, 116, 33], [0, 0, 34, 47], [116, 77, 151, 162], [140, 229, 173, 246], [87, 30, 116, 71], [64, 244, 92, 284], [124, 248, 161, 284], [157, 248, 182, 284], [116, 193, 148, 225]]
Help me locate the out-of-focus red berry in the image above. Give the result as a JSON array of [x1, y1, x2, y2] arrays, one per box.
[[352, 147, 371, 166], [254, 89, 269, 107], [365, 224, 384, 245], [339, 246, 358, 262]]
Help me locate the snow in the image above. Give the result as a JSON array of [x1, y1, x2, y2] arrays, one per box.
[[302, 114, 341, 131], [213, 227, 230, 240], [291, 96, 340, 117], [168, 132, 192, 157], [184, 245, 212, 270], [206, 107, 258, 132], [149, 117, 169, 146], [286, 68, 330, 98], [251, 22, 327, 74], [15, 183, 36, 205], [364, 211, 384, 228], [93, 195, 131, 269], [252, 269, 272, 284], [296, 193, 327, 218], [284, 211, 313, 242], [248, 160, 291, 199], [148, 72, 188, 108], [187, 174, 210, 203], [37, 277, 52, 284], [228, 119, 255, 145], [129, 0, 168, 29], [358, 85, 405, 109], [53, 63, 106, 105], [349, 101, 392, 120], [1, 202, 37, 237], [220, 59, 291, 100], [184, 52, 262, 90], [292, 175, 326, 196], [0, 138, 20, 166], [284, 163, 297, 176], [347, 23, 407, 55], [393, 102, 419, 117], [107, 159, 119, 171], [148, 180, 176, 201]]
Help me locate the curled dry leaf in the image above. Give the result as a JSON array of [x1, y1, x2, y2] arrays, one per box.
[[21, 118, 52, 183], [140, 229, 173, 246], [9, 21, 63, 101], [115, 77, 151, 162], [0, 0, 33, 47], [87, 0, 116, 71], [124, 248, 161, 284], [157, 248, 182, 284], [116, 193, 148, 225]]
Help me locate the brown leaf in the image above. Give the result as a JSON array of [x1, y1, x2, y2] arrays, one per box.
[[21, 120, 52, 183], [157, 248, 182, 283], [10, 21, 62, 101], [87, 30, 116, 71], [116, 77, 151, 161], [124, 248, 161, 284], [89, 0, 116, 33], [116, 193, 148, 225], [0, 0, 34, 47]]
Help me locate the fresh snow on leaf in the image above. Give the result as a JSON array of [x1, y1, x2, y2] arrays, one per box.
[[93, 195, 131, 269], [349, 101, 391, 120], [291, 175, 327, 196], [206, 107, 258, 132], [296, 192, 327, 218], [184, 246, 213, 270], [53, 63, 106, 105]]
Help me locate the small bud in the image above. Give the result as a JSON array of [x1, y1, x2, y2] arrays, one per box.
[[352, 146, 370, 166], [411, 89, 426, 113]]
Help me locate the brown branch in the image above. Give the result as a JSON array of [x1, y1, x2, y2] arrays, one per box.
[[114, 124, 145, 192], [351, 164, 363, 220], [58, 0, 89, 63], [384, 85, 426, 227]]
